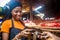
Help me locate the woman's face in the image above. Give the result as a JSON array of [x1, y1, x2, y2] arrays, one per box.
[[11, 7, 22, 20]]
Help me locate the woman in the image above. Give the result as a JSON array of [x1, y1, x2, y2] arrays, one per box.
[[1, 1, 34, 40]]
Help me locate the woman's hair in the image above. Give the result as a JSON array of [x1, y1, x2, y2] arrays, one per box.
[[3, 1, 22, 21]]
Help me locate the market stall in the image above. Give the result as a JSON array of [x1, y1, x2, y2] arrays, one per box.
[[24, 19, 60, 40]]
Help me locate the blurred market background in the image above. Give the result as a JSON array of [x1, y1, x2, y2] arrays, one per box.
[[0, 0, 60, 40], [0, 0, 60, 20], [0, 0, 60, 31]]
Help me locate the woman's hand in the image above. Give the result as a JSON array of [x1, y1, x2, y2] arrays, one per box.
[[38, 32, 60, 40], [12, 29, 34, 40], [21, 29, 34, 37]]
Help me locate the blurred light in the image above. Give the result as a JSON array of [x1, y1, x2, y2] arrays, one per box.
[[45, 17, 50, 20], [33, 6, 43, 14], [45, 17, 55, 20], [22, 10, 26, 13], [22, 9, 26, 13], [35, 13, 44, 20], [0, 16, 3, 19], [50, 17, 55, 20], [35, 10, 40, 13], [0, 0, 10, 7], [23, 18, 26, 20], [34, 6, 42, 11]]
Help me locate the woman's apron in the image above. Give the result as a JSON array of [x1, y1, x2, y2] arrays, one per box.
[[9, 20, 27, 40]]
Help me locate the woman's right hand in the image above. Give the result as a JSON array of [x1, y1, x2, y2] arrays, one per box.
[[21, 28, 34, 37], [13, 28, 34, 40]]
